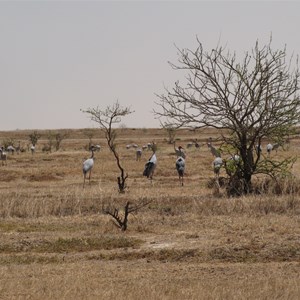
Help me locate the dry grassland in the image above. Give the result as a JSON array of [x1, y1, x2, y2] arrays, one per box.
[[0, 128, 300, 299]]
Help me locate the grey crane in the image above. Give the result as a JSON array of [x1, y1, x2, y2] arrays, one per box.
[[7, 145, 15, 155], [90, 144, 101, 152], [272, 143, 280, 153], [0, 147, 7, 166], [266, 143, 273, 156], [30, 145, 36, 155], [256, 144, 262, 155], [186, 142, 194, 149], [194, 139, 200, 149], [143, 153, 157, 180], [213, 157, 223, 178], [174, 142, 186, 159], [207, 141, 221, 158], [266, 142, 281, 156], [136, 148, 142, 161], [83, 150, 95, 188], [176, 156, 185, 186]]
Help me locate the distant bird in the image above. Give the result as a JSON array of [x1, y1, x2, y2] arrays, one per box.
[[207, 140, 221, 158], [83, 150, 95, 188], [0, 147, 7, 166], [7, 145, 15, 154], [272, 143, 280, 153], [194, 139, 200, 149], [30, 145, 36, 155], [186, 142, 194, 149], [213, 157, 223, 178], [232, 154, 240, 162], [143, 153, 157, 180], [176, 156, 185, 186], [267, 143, 280, 155], [136, 148, 142, 161], [174, 143, 186, 159], [266, 143, 273, 156], [126, 144, 132, 150], [256, 144, 262, 155], [90, 144, 101, 152]]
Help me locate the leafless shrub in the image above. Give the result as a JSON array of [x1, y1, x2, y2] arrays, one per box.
[[103, 199, 152, 231]]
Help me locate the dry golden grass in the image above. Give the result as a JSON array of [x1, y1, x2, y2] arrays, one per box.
[[0, 128, 300, 299]]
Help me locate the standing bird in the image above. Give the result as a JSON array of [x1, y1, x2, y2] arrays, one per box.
[[266, 143, 273, 156], [194, 139, 200, 149], [83, 150, 95, 188], [255, 144, 262, 155], [213, 157, 223, 178], [207, 142, 221, 158], [90, 144, 101, 152], [30, 145, 36, 155], [0, 147, 7, 166], [136, 148, 142, 161], [174, 142, 186, 159], [272, 143, 280, 153], [176, 156, 185, 186], [186, 142, 194, 149], [7, 145, 15, 155], [143, 153, 157, 180]]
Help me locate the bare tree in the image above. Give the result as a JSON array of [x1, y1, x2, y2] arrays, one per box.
[[162, 123, 177, 144], [44, 131, 55, 152], [55, 131, 69, 151], [82, 101, 134, 193], [155, 37, 300, 194], [103, 200, 151, 231], [83, 129, 96, 151]]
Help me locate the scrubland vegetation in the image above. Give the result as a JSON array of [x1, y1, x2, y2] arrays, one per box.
[[0, 127, 300, 299]]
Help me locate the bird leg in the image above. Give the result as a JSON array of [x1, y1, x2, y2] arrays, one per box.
[[88, 169, 92, 184]]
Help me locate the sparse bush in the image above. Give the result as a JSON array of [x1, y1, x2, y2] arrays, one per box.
[[28, 130, 41, 146]]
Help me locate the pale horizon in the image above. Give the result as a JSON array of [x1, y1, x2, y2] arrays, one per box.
[[1, 1, 300, 131]]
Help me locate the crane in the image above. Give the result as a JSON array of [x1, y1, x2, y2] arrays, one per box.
[[176, 156, 185, 186], [83, 150, 95, 188], [266, 142, 281, 156], [143, 152, 157, 180], [213, 157, 223, 178], [0, 147, 7, 166], [266, 143, 273, 156], [173, 142, 186, 159], [7, 145, 15, 155], [136, 148, 142, 161], [30, 145, 36, 155], [207, 140, 221, 158]]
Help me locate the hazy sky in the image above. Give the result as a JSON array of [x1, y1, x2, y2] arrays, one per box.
[[1, 1, 299, 130]]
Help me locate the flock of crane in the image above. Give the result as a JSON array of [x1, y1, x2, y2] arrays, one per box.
[[82, 139, 281, 188], [82, 141, 186, 188], [0, 138, 280, 188], [0, 144, 36, 166]]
